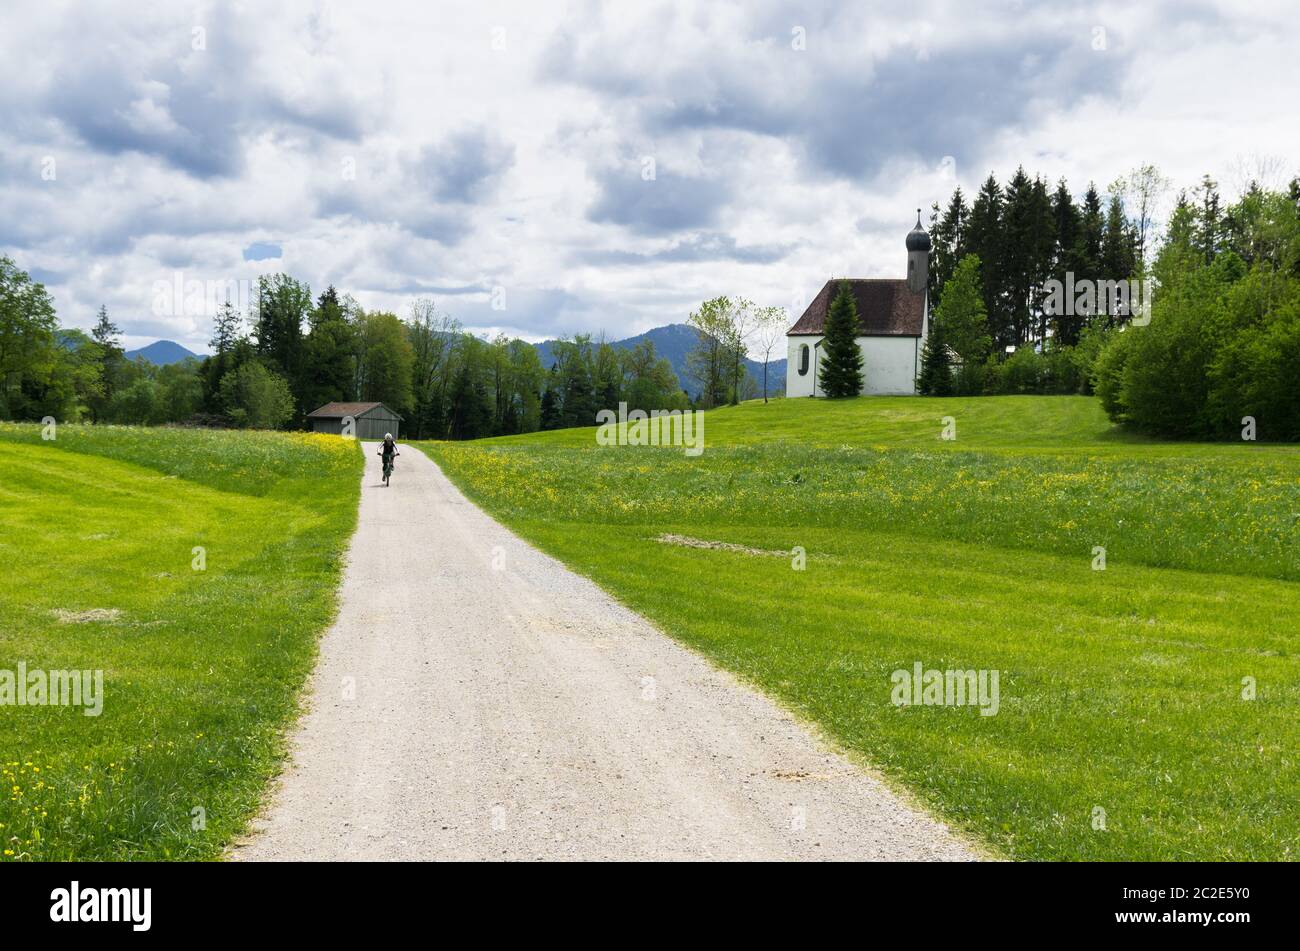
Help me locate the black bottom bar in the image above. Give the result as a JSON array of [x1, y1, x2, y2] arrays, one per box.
[[0, 861, 1274, 937]]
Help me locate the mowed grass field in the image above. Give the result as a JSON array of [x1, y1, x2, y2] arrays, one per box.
[[417, 396, 1300, 861], [0, 424, 360, 860]]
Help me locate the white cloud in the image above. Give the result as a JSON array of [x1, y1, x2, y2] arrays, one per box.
[[0, 0, 1296, 353]]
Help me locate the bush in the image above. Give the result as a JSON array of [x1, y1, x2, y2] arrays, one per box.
[[1071, 322, 1116, 395], [1091, 328, 1134, 422], [1105, 254, 1241, 438], [110, 377, 163, 425], [1001, 346, 1045, 394], [954, 359, 987, 396], [1117, 278, 1224, 438], [218, 362, 295, 430], [1041, 345, 1083, 394]]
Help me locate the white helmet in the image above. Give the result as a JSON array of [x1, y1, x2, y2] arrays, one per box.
[[384, 433, 393, 440]]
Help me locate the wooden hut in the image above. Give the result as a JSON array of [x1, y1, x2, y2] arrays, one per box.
[[306, 402, 403, 440]]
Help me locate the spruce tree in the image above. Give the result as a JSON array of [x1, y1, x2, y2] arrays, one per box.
[[202, 300, 246, 412], [930, 190, 969, 308], [1077, 184, 1105, 282], [560, 348, 596, 427], [1050, 179, 1085, 344], [540, 368, 562, 430], [89, 305, 124, 422], [1101, 193, 1138, 324], [1027, 175, 1056, 344], [91, 304, 120, 351], [1193, 175, 1223, 265], [1002, 167, 1035, 346], [918, 317, 954, 396], [966, 174, 1007, 347], [818, 281, 863, 397], [210, 299, 242, 358]]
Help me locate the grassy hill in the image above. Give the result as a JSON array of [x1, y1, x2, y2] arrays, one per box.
[[0, 424, 360, 859], [417, 395, 1300, 860]]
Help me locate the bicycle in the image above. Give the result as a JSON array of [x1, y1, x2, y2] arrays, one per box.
[[379, 448, 400, 486]]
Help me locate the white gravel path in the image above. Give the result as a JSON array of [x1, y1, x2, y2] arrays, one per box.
[[232, 441, 977, 861]]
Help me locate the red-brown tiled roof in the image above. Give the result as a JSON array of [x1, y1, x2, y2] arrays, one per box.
[[786, 279, 924, 336]]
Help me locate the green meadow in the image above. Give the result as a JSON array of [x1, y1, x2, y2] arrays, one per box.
[[0, 424, 360, 860], [417, 395, 1300, 861]]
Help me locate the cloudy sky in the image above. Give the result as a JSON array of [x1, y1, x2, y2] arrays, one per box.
[[2, 0, 1297, 353]]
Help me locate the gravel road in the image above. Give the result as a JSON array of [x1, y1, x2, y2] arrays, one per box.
[[233, 442, 977, 861]]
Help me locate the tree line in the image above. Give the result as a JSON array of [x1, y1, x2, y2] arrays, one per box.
[[928, 165, 1155, 350], [915, 167, 1300, 439], [914, 165, 1150, 399], [0, 266, 736, 437], [1093, 178, 1300, 440]]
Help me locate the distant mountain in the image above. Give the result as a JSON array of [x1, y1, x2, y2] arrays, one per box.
[[535, 323, 786, 399], [125, 340, 201, 365]]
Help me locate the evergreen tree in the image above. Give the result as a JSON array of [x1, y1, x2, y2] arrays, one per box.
[[917, 317, 954, 396], [209, 299, 242, 357], [550, 335, 598, 427], [966, 174, 1008, 347], [1051, 179, 1080, 264], [1050, 179, 1085, 344], [1001, 169, 1054, 346], [1290, 176, 1300, 278], [560, 357, 596, 426], [1026, 175, 1056, 344], [1001, 167, 1036, 346], [593, 339, 622, 411], [1101, 193, 1138, 324], [929, 189, 969, 308], [818, 281, 863, 397], [89, 305, 124, 422], [91, 303, 120, 350], [539, 367, 562, 430], [202, 299, 245, 413], [1157, 192, 1198, 275], [1193, 175, 1224, 265], [1077, 184, 1105, 282], [445, 336, 493, 439]]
